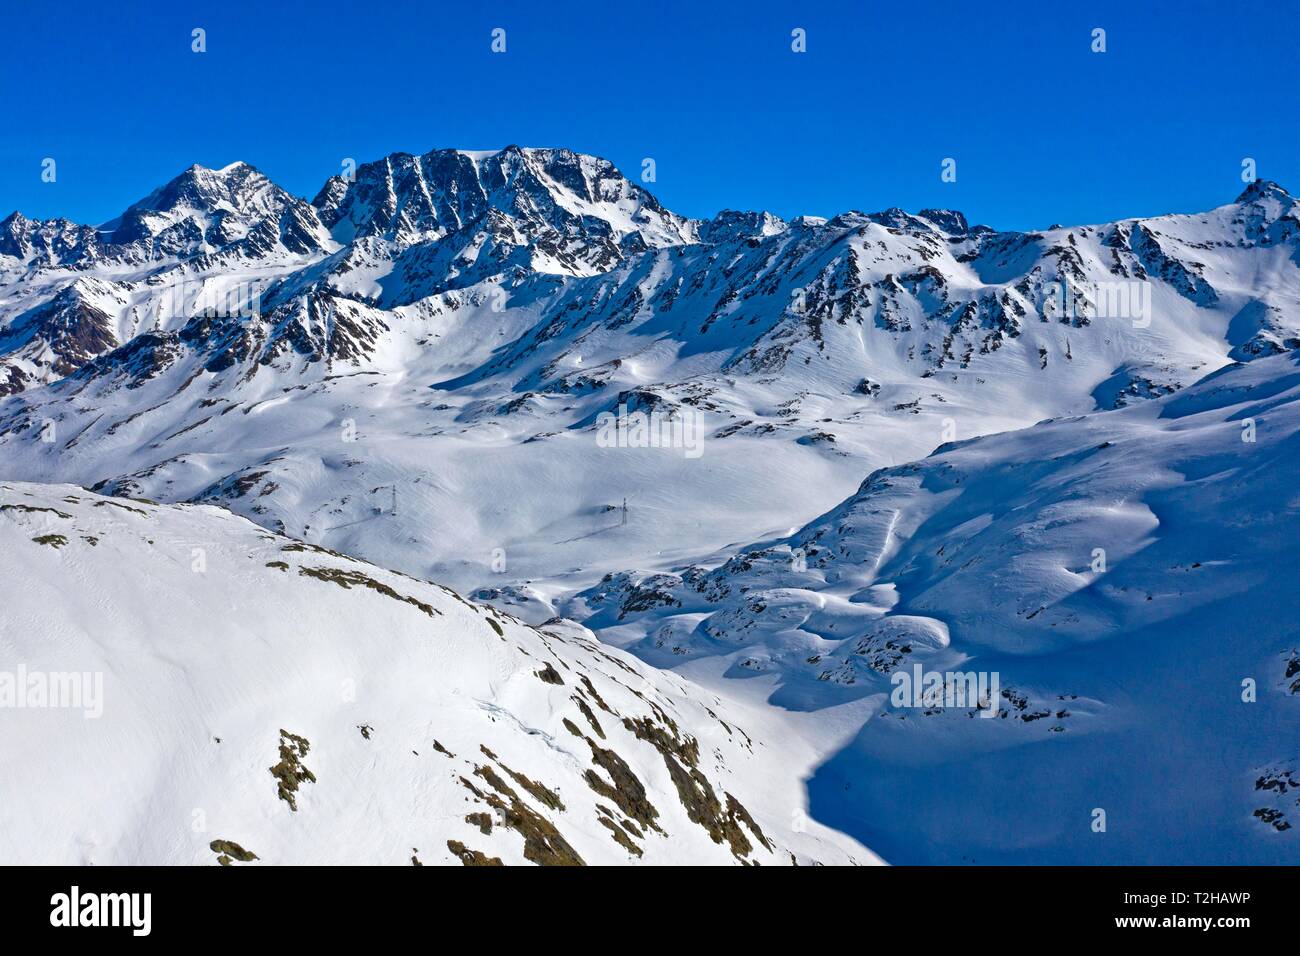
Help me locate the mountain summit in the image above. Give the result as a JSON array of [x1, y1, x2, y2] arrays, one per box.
[[311, 145, 695, 275], [99, 161, 334, 259]]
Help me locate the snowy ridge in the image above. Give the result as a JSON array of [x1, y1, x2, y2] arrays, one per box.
[[0, 480, 873, 865]]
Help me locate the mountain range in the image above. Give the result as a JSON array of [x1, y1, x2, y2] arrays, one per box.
[[2, 146, 1298, 864]]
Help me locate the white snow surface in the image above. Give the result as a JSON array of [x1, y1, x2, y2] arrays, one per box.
[[0, 481, 873, 866], [579, 351, 1300, 863]]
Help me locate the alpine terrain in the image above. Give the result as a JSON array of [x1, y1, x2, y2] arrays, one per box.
[[1, 146, 1298, 864]]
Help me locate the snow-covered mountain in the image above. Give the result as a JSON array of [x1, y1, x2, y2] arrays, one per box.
[[3, 161, 334, 275], [2, 147, 1298, 864], [1, 157, 1297, 609], [101, 161, 335, 263], [0, 480, 871, 865], [313, 146, 695, 276], [0, 161, 337, 397]]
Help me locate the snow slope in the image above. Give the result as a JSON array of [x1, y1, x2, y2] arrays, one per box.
[[0, 481, 873, 865], [574, 351, 1300, 863]]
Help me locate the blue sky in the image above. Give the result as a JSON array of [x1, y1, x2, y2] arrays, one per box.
[[1, 0, 1295, 231]]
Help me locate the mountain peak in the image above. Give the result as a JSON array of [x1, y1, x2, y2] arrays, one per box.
[[917, 208, 970, 234], [0, 212, 33, 248], [161, 160, 268, 198], [859, 207, 968, 234], [101, 160, 273, 232], [698, 209, 788, 243], [95, 159, 332, 258], [1235, 179, 1292, 205], [311, 144, 694, 271]]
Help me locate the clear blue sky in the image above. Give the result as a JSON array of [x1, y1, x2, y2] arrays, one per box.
[[1, 0, 1295, 231]]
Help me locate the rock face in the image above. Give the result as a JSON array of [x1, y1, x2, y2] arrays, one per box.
[[314, 146, 695, 257], [0, 279, 123, 394], [0, 480, 870, 865]]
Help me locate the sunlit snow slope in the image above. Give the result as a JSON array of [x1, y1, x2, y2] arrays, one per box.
[[0, 482, 873, 865]]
